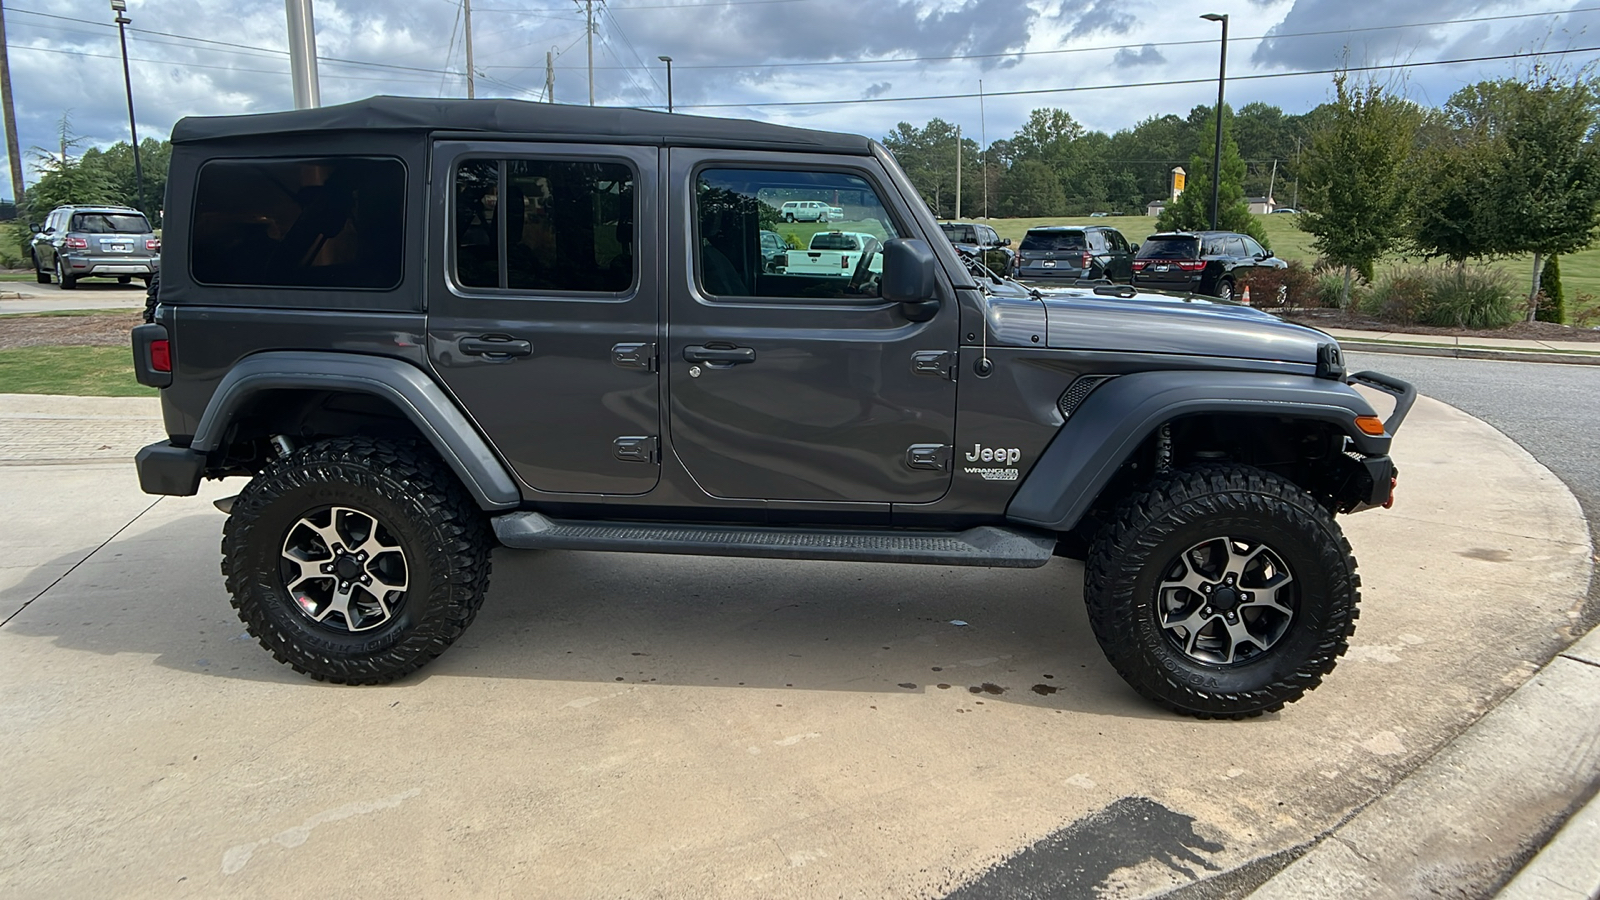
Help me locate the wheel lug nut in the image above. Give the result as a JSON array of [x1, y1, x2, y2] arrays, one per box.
[[1204, 607, 1213, 615]]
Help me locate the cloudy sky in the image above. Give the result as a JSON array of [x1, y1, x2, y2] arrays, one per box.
[[4, 0, 1599, 195]]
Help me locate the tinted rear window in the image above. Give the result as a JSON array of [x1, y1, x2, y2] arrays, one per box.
[[941, 224, 976, 243], [810, 233, 862, 251], [1020, 231, 1085, 251], [192, 156, 405, 289], [71, 213, 150, 234], [1136, 237, 1201, 259]]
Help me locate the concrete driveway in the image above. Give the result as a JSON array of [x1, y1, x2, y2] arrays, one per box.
[[0, 393, 1590, 899]]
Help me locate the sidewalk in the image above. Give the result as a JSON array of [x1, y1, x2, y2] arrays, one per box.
[[1319, 326, 1600, 365]]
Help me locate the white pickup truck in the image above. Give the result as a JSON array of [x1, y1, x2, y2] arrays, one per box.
[[783, 231, 883, 276]]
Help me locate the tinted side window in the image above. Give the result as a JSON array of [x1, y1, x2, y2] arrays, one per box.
[[696, 168, 902, 300], [192, 157, 405, 289], [454, 158, 635, 294], [1242, 236, 1266, 257], [1109, 230, 1128, 253], [1226, 236, 1247, 256], [1087, 231, 1107, 251]]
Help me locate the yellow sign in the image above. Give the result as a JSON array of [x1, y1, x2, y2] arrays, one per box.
[[1173, 172, 1186, 192]]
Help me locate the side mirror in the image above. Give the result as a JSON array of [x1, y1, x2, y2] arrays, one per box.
[[881, 237, 940, 321], [27, 222, 40, 233], [1001, 238, 1012, 247], [1265, 249, 1275, 259], [1130, 243, 1140, 253]]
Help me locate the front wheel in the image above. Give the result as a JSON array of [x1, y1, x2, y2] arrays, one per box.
[[33, 253, 51, 284], [1084, 465, 1359, 719], [221, 437, 493, 684]]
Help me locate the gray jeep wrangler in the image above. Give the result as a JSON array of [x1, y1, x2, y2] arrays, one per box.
[[132, 97, 1414, 719]]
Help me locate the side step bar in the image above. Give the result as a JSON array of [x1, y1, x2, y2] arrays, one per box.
[[492, 512, 1057, 568]]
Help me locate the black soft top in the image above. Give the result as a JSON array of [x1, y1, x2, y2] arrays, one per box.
[[171, 95, 873, 155]]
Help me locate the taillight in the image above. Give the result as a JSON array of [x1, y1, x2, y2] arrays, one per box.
[[1081, 253, 1092, 269], [1132, 260, 1147, 271], [146, 239, 160, 251], [65, 236, 88, 249], [1176, 260, 1206, 271], [149, 339, 171, 373], [842, 256, 850, 269]]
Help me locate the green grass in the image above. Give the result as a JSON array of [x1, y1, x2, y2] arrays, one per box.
[[0, 271, 40, 282], [0, 346, 156, 396], [978, 214, 1600, 317]]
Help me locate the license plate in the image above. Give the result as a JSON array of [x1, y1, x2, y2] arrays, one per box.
[[1042, 260, 1055, 268], [106, 243, 131, 253], [1153, 264, 1169, 272]]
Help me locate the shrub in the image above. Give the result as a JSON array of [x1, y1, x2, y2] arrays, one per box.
[[1237, 261, 1318, 308], [1424, 266, 1518, 329], [1314, 272, 1365, 308], [1363, 268, 1433, 325], [1536, 255, 1564, 323], [0, 221, 31, 270], [1570, 292, 1600, 329]]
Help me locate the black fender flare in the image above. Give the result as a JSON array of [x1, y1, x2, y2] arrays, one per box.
[[1005, 369, 1387, 532], [190, 351, 521, 511]]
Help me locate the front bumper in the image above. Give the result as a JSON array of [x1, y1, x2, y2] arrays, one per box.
[[63, 253, 160, 277], [135, 441, 205, 496]]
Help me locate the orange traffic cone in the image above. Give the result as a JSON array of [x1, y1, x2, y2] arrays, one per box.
[[1241, 285, 1251, 305]]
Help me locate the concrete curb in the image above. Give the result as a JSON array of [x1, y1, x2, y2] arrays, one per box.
[[1339, 339, 1600, 366], [1246, 622, 1600, 899]]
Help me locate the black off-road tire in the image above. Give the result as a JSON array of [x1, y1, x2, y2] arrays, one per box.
[[221, 437, 493, 684], [143, 271, 160, 323], [1084, 465, 1359, 719], [117, 275, 132, 285]]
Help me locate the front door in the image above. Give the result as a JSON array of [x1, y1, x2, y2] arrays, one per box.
[[427, 141, 661, 496], [665, 150, 958, 504]]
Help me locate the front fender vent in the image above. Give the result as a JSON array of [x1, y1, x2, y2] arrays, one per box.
[[1059, 374, 1116, 420]]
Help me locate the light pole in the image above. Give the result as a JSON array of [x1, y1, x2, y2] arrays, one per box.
[[1201, 12, 1228, 231], [658, 55, 673, 113], [110, 0, 145, 217]]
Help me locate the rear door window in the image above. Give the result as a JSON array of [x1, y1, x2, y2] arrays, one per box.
[[1226, 236, 1248, 257], [1020, 231, 1086, 252], [1135, 237, 1200, 259]]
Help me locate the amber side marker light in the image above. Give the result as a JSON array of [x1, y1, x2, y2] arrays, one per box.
[[1355, 415, 1386, 436]]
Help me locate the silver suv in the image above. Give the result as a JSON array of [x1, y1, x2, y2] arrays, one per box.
[[30, 205, 160, 289]]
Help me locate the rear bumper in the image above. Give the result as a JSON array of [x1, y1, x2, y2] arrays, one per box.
[[63, 253, 159, 276], [1017, 266, 1092, 281], [135, 441, 205, 496]]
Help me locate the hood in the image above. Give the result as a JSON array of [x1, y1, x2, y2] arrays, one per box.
[[1036, 287, 1332, 365]]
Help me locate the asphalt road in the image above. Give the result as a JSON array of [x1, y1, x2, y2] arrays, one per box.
[[1347, 351, 1600, 627]]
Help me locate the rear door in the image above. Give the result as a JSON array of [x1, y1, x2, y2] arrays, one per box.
[[427, 141, 661, 496], [665, 151, 958, 504], [1105, 229, 1134, 282]]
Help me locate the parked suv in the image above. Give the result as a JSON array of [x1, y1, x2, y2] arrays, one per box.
[[1131, 231, 1284, 301], [31, 205, 159, 289], [938, 221, 1014, 276], [1013, 225, 1134, 283], [132, 97, 1414, 720], [779, 200, 841, 223]]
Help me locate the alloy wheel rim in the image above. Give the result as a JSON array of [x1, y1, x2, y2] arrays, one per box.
[[1156, 535, 1296, 666], [279, 506, 409, 632]]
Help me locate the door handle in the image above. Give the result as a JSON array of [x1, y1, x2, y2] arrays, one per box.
[[459, 335, 533, 358], [683, 345, 755, 365]]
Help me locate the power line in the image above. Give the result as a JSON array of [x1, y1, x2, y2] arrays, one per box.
[[676, 45, 1600, 109], [488, 4, 1600, 73], [474, 0, 809, 10]]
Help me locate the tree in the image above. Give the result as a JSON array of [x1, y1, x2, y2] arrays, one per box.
[[21, 116, 123, 221], [999, 160, 1065, 216], [1409, 135, 1499, 266], [1297, 75, 1421, 306], [1538, 255, 1564, 323], [1472, 75, 1600, 319], [1155, 104, 1266, 245]]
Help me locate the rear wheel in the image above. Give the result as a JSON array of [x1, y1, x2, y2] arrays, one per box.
[[1084, 465, 1359, 719], [222, 437, 493, 684], [1215, 278, 1234, 302], [55, 258, 76, 290], [117, 275, 132, 285]]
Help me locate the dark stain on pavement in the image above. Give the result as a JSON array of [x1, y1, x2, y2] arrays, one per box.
[[1031, 683, 1059, 696], [1459, 548, 1513, 562], [943, 796, 1223, 899], [968, 683, 1005, 695]]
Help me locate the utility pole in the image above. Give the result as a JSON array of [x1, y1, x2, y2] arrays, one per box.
[[463, 0, 475, 98], [0, 2, 26, 210], [955, 124, 961, 221], [578, 0, 601, 106], [546, 49, 555, 102], [1266, 158, 1278, 207], [285, 0, 320, 109], [110, 0, 145, 216], [1292, 137, 1301, 209]]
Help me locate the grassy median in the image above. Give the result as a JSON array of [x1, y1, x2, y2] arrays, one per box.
[[0, 346, 156, 397]]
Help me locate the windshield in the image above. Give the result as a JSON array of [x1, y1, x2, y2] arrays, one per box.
[[1136, 237, 1201, 259], [71, 213, 151, 234], [1019, 231, 1085, 252], [940, 224, 977, 243]]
